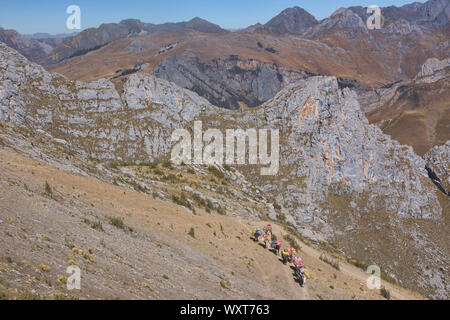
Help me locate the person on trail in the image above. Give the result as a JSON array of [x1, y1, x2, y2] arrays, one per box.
[[286, 247, 296, 255], [264, 224, 273, 237], [254, 230, 263, 241], [293, 256, 306, 287], [284, 247, 296, 262], [281, 249, 290, 264], [293, 256, 304, 269], [271, 240, 282, 255]]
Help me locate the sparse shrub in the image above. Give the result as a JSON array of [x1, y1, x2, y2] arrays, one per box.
[[164, 174, 179, 183], [81, 250, 94, 262], [39, 264, 51, 272], [216, 205, 226, 215], [380, 287, 391, 300], [162, 274, 169, 280], [67, 259, 80, 267], [283, 234, 301, 251], [109, 217, 125, 229], [83, 218, 104, 232], [223, 164, 232, 172], [144, 162, 158, 169], [220, 280, 227, 289], [58, 275, 68, 285], [162, 161, 173, 169], [44, 181, 52, 198], [348, 259, 398, 285], [64, 237, 75, 249], [208, 166, 225, 179], [172, 193, 193, 211], [273, 201, 282, 211], [153, 168, 164, 176], [347, 258, 369, 270], [129, 180, 148, 193], [381, 272, 399, 285], [187, 167, 196, 174], [21, 260, 32, 268], [320, 254, 340, 271], [142, 282, 153, 291], [188, 228, 195, 239], [0, 291, 9, 300], [277, 212, 286, 222]]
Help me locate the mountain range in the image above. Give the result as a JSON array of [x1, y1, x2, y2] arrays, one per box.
[[0, 0, 448, 300]]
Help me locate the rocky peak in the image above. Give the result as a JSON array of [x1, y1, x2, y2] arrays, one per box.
[[263, 6, 318, 34], [305, 7, 368, 37]]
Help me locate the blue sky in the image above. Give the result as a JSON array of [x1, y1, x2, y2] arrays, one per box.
[[0, 0, 421, 34]]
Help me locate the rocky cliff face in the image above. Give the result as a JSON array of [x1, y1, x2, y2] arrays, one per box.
[[0, 43, 448, 298], [152, 55, 310, 109], [424, 141, 450, 195]]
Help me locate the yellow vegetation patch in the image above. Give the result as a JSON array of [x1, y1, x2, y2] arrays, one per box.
[[39, 264, 51, 272], [81, 251, 94, 263], [58, 275, 68, 285], [141, 282, 153, 292], [67, 259, 80, 267], [21, 260, 32, 268]]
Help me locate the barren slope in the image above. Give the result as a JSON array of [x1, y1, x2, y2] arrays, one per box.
[[0, 127, 423, 300]]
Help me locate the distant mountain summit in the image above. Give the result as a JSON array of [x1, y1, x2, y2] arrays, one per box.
[[264, 6, 318, 34], [245, 6, 318, 34]]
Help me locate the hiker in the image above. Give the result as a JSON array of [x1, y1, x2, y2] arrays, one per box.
[[286, 247, 296, 255], [253, 229, 263, 242], [293, 256, 304, 269], [262, 232, 271, 248], [263, 224, 273, 237], [281, 248, 293, 263], [271, 239, 281, 255], [281, 249, 290, 264], [293, 256, 306, 287], [286, 247, 296, 262]]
